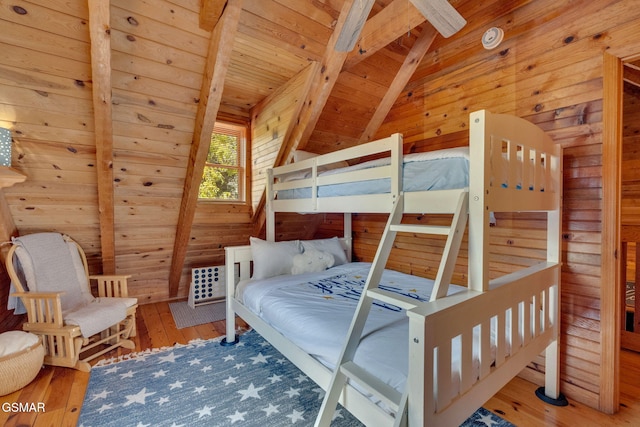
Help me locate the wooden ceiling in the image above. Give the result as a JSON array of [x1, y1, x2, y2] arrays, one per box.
[[1, 0, 470, 301]]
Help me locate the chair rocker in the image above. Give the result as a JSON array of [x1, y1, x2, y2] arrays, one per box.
[[5, 232, 138, 372]]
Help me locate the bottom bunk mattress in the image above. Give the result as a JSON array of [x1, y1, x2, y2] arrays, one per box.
[[238, 262, 495, 403]]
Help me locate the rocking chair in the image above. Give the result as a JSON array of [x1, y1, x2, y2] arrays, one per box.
[[5, 232, 137, 372]]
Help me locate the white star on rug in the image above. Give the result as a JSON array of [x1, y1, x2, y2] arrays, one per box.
[[227, 410, 247, 423], [234, 362, 246, 370], [188, 358, 201, 366], [295, 374, 308, 383], [223, 375, 238, 385], [194, 386, 207, 394], [250, 352, 271, 364], [262, 403, 280, 416], [134, 422, 150, 427], [195, 405, 214, 418], [312, 387, 325, 399], [478, 412, 500, 426], [332, 409, 346, 420], [123, 388, 156, 406], [284, 387, 301, 398], [97, 403, 113, 413], [286, 409, 305, 423], [223, 354, 235, 362], [238, 383, 265, 401], [120, 370, 135, 379], [152, 369, 167, 378], [105, 365, 120, 374], [169, 380, 185, 390], [90, 389, 111, 401], [158, 352, 182, 363], [268, 374, 282, 383], [156, 396, 170, 406], [168, 423, 185, 427], [201, 365, 212, 372]]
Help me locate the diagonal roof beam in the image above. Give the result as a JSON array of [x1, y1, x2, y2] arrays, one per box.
[[199, 0, 227, 32], [169, 0, 243, 297], [282, 0, 374, 154], [359, 26, 438, 143], [344, 0, 427, 70], [88, 0, 116, 274]]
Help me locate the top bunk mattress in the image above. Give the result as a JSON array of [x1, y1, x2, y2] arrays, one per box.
[[276, 147, 469, 199]]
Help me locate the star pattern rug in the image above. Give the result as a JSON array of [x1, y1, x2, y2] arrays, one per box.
[[79, 330, 515, 427]]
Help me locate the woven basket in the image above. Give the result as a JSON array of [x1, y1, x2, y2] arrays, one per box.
[[0, 336, 45, 396]]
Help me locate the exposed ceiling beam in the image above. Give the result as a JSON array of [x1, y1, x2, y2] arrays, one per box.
[[283, 0, 367, 155], [199, 0, 227, 32], [169, 0, 243, 297], [88, 0, 116, 274], [359, 26, 438, 143], [409, 0, 466, 38], [334, 0, 375, 52], [344, 0, 427, 69]]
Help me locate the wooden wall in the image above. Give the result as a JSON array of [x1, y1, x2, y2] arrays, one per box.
[[2, 0, 640, 414], [316, 0, 640, 412]]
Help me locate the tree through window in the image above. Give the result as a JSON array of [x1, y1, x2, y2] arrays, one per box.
[[199, 122, 246, 201]]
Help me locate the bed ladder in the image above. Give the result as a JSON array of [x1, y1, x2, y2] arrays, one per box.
[[314, 190, 469, 427]]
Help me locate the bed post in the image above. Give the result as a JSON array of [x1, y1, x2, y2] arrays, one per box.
[[344, 213, 352, 262], [468, 110, 491, 292], [222, 246, 239, 346], [536, 147, 567, 405], [266, 168, 275, 241]]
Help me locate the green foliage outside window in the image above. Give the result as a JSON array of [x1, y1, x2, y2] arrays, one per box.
[[199, 131, 241, 200]]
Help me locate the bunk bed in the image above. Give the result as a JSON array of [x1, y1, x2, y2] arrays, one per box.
[[224, 110, 563, 426]]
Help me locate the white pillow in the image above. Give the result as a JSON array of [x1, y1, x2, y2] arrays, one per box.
[[0, 331, 39, 357], [249, 237, 302, 280], [301, 237, 348, 266], [291, 249, 335, 275]]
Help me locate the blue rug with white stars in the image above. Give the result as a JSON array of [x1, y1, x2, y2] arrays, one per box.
[[78, 330, 514, 426]]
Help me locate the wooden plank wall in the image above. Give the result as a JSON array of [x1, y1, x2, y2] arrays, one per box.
[[315, 0, 640, 411], [250, 64, 315, 209], [622, 83, 640, 276], [0, 0, 103, 274]]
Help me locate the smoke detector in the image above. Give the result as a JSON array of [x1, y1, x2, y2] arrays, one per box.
[[482, 27, 504, 50]]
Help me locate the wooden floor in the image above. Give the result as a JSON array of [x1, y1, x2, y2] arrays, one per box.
[[1, 301, 639, 426]]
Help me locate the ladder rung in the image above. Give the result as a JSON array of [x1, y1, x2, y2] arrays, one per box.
[[389, 224, 451, 235], [367, 289, 421, 310], [340, 361, 401, 412]]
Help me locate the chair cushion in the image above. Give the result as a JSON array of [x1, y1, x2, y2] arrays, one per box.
[[13, 233, 93, 311], [64, 298, 128, 338]]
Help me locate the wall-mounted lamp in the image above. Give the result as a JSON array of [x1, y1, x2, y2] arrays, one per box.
[[0, 128, 12, 167], [482, 27, 504, 50]]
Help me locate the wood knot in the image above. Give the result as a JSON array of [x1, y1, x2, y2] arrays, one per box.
[[12, 5, 27, 15]]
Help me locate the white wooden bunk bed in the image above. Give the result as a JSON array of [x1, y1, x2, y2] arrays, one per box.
[[224, 110, 563, 426]]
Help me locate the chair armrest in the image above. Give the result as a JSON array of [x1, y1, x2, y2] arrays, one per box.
[[89, 275, 132, 298], [11, 291, 65, 327]]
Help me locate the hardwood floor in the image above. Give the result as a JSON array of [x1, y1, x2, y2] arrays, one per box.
[[1, 301, 639, 426]]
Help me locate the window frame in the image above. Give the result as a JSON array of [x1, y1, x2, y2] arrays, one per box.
[[198, 120, 249, 204]]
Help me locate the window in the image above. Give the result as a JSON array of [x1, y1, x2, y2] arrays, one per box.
[[199, 121, 246, 202]]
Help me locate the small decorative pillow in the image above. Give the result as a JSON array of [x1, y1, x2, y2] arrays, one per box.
[[301, 237, 348, 266], [291, 249, 335, 275]]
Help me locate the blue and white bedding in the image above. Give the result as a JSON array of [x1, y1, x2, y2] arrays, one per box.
[[277, 148, 470, 199], [238, 262, 471, 398]]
